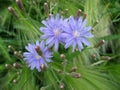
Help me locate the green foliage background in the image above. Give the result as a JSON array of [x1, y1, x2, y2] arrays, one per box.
[[0, 0, 120, 90]]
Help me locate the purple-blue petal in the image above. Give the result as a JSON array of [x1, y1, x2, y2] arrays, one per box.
[[23, 41, 52, 72], [54, 40, 59, 51], [81, 37, 91, 46]]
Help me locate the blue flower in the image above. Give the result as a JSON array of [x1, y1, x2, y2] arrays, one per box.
[[23, 41, 52, 72], [63, 16, 93, 52], [40, 14, 67, 51]]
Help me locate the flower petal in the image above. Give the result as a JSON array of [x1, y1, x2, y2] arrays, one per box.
[[54, 40, 59, 51], [81, 37, 91, 46]]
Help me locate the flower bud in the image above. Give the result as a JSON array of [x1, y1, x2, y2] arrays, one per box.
[[14, 51, 23, 59], [59, 82, 64, 89], [8, 6, 18, 18], [8, 45, 15, 52], [61, 60, 67, 66], [96, 20, 99, 24], [92, 54, 96, 59], [57, 69, 62, 73], [16, 0, 24, 11], [14, 51, 19, 55], [44, 2, 48, 14], [101, 56, 111, 60], [94, 40, 105, 48], [13, 62, 22, 69], [71, 72, 81, 78], [17, 71, 20, 75], [60, 54, 66, 60], [18, 50, 22, 54], [40, 64, 47, 71], [60, 11, 64, 15], [13, 79, 17, 83], [83, 13, 87, 21], [35, 46, 43, 56], [75, 48, 79, 51], [76, 9, 82, 18], [40, 87, 46, 90], [8, 45, 12, 49], [5, 64, 12, 69], [64, 9, 68, 14], [91, 28, 94, 32], [93, 20, 99, 27], [70, 66, 77, 72], [48, 13, 52, 18]]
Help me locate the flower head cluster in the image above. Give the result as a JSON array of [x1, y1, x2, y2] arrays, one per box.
[[63, 16, 93, 51], [23, 14, 93, 72], [23, 41, 52, 72], [40, 14, 93, 52], [40, 14, 68, 51]]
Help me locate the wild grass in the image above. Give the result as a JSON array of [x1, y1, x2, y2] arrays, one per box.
[[0, 0, 120, 90]]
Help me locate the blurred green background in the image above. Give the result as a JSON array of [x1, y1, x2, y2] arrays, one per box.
[[0, 0, 120, 90]]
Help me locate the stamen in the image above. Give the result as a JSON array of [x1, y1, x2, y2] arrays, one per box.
[[53, 29, 61, 36], [73, 30, 80, 37], [35, 54, 41, 60]]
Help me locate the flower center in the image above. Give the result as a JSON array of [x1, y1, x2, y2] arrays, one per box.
[[73, 30, 80, 37], [35, 54, 41, 60], [53, 29, 61, 36]]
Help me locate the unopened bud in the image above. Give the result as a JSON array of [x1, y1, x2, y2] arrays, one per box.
[[76, 9, 82, 18], [62, 60, 67, 66], [64, 9, 68, 14], [59, 83, 64, 89], [95, 40, 105, 48], [40, 64, 46, 71], [57, 69, 62, 73], [17, 71, 20, 75], [83, 13, 87, 21], [75, 48, 79, 51], [8, 6, 18, 18], [35, 46, 43, 56], [13, 79, 17, 83], [91, 28, 94, 32], [60, 54, 66, 60], [32, 1, 36, 4], [93, 20, 99, 27], [92, 54, 96, 59], [101, 56, 111, 60], [14, 51, 19, 55], [40, 87, 46, 90], [16, 0, 24, 11], [44, 2, 48, 14], [5, 64, 12, 69], [13, 62, 22, 69], [70, 66, 77, 72], [8, 45, 12, 49], [48, 13, 52, 18], [60, 11, 64, 15], [71, 72, 81, 78], [18, 50, 22, 54], [14, 51, 23, 59], [8, 45, 15, 51], [96, 20, 99, 24], [35, 46, 40, 51]]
